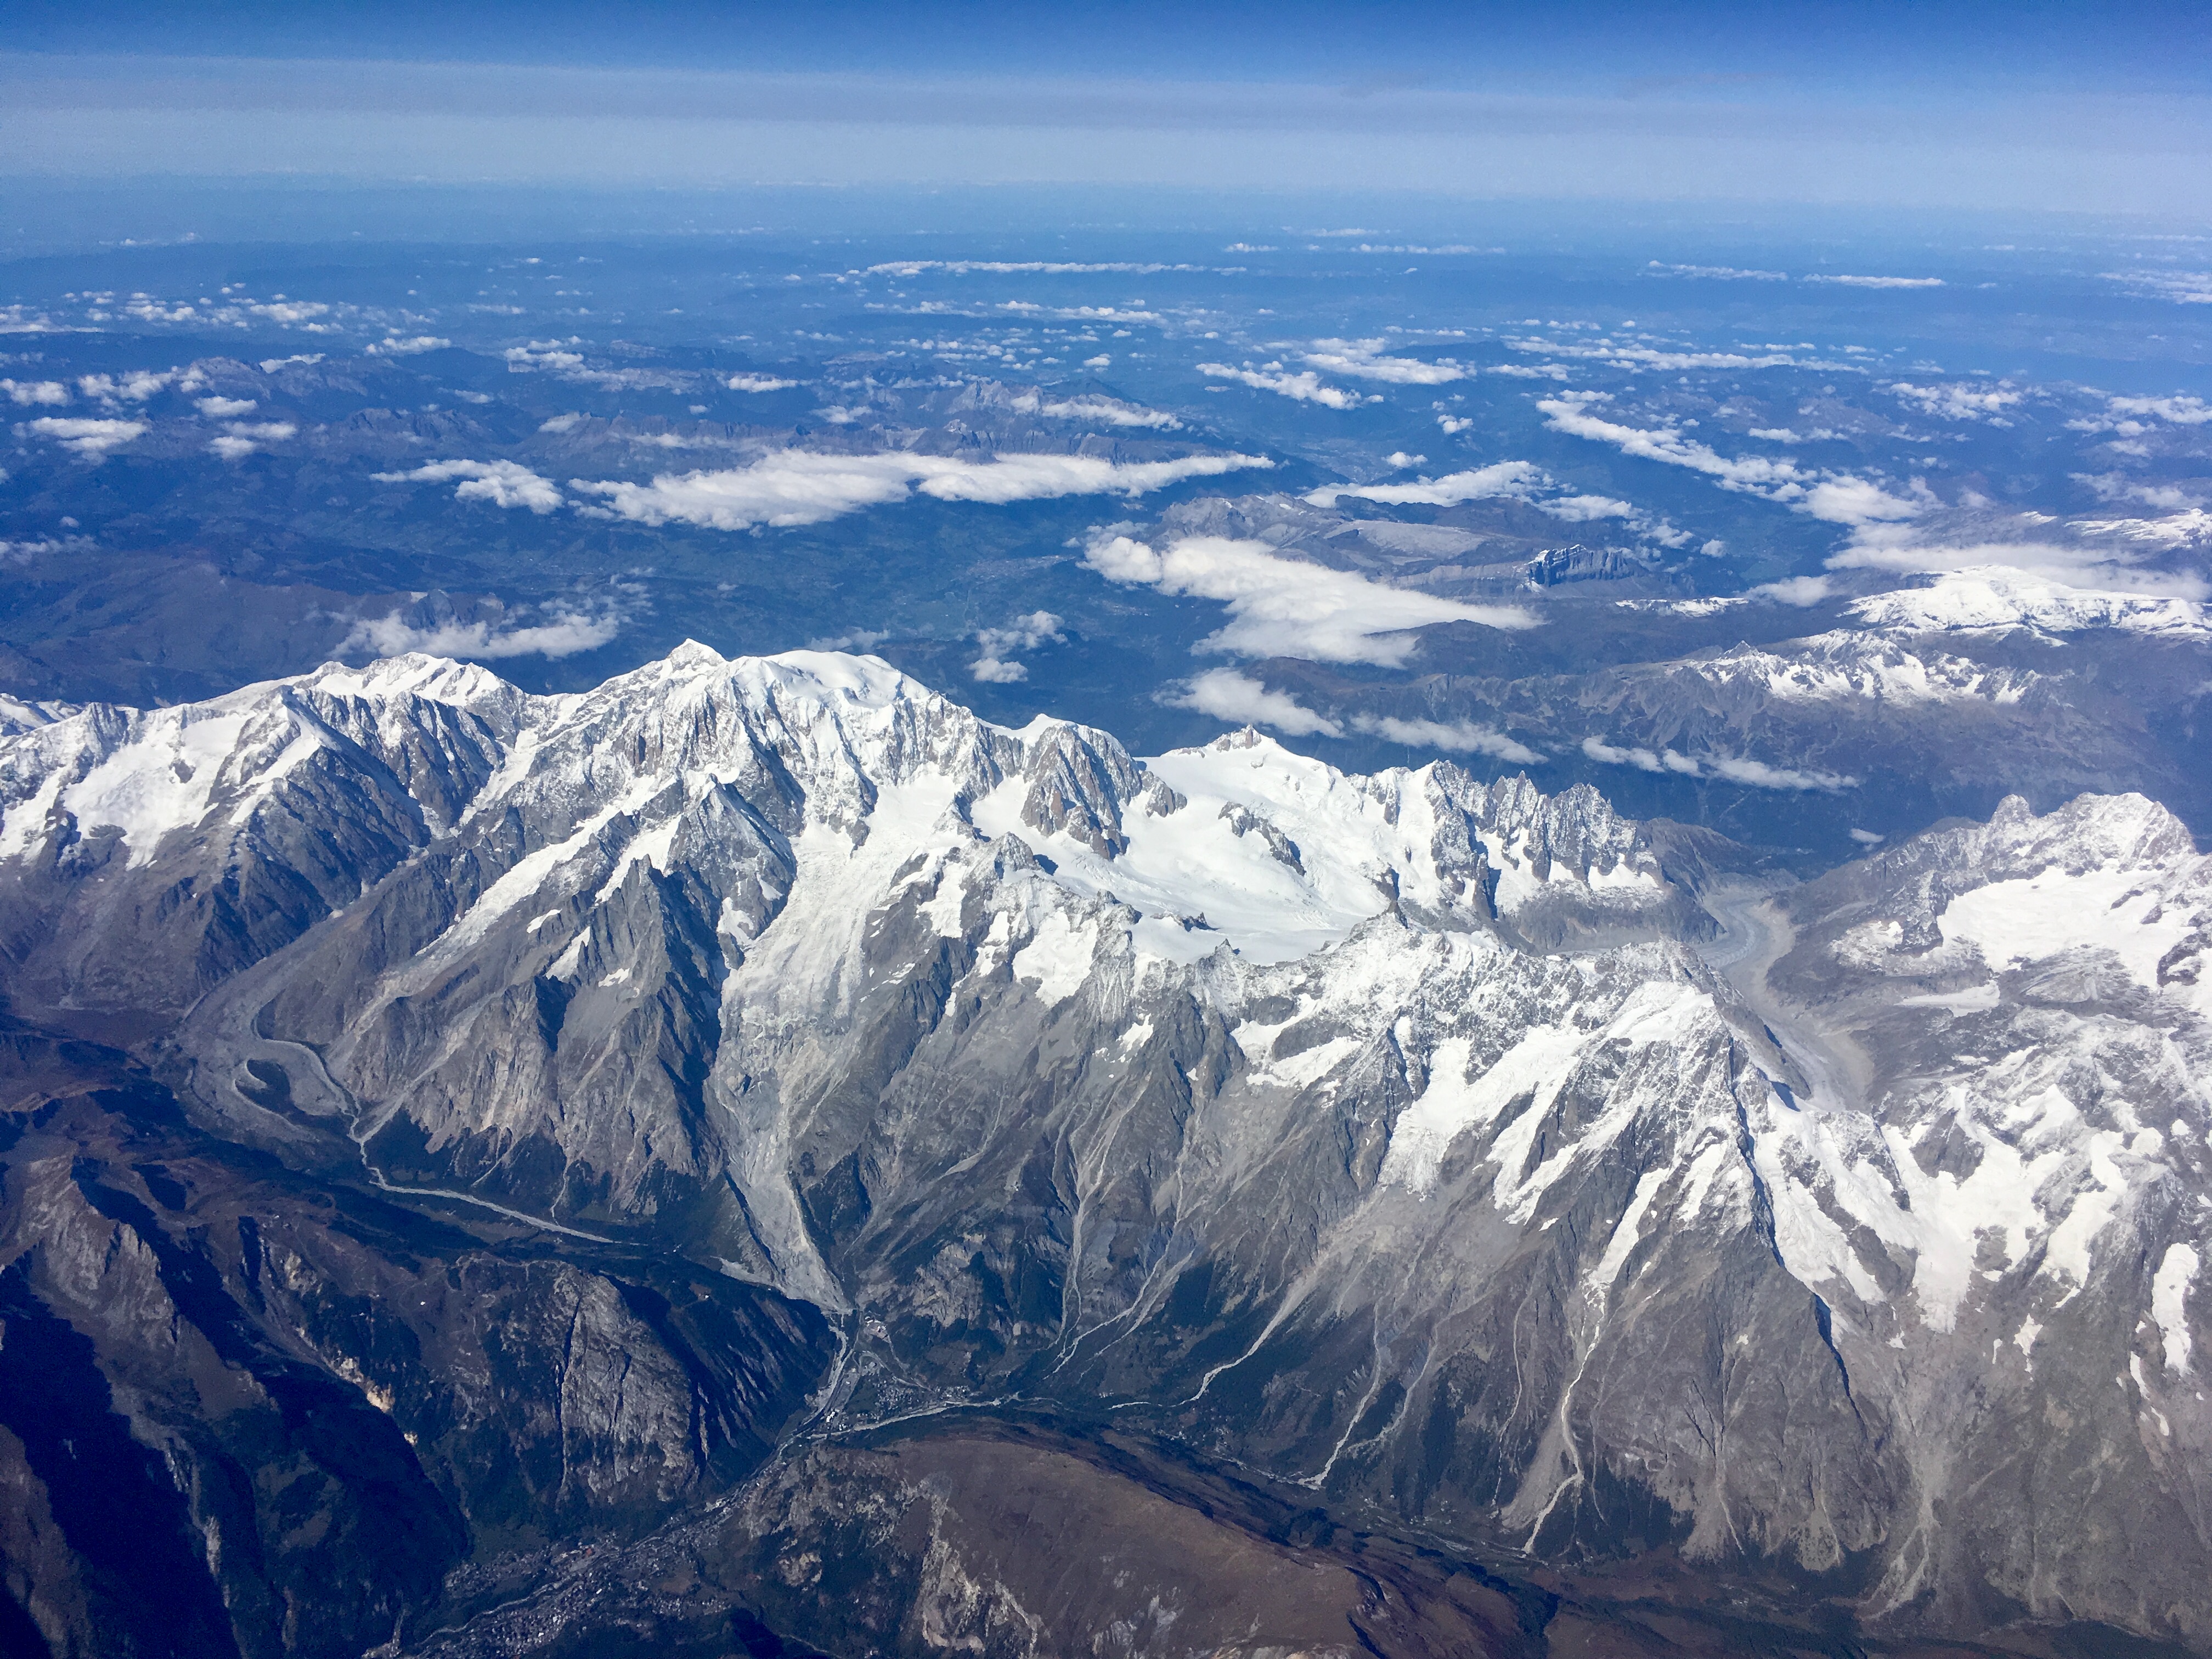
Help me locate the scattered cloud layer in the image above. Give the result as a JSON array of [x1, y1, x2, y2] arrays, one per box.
[[2, 379, 70, 406], [78, 369, 198, 403], [1539, 392, 1921, 525], [364, 335, 450, 356], [206, 419, 298, 460], [1165, 669, 1341, 737], [1828, 516, 2210, 597], [1888, 381, 2021, 422], [1350, 713, 1543, 764], [863, 261, 1204, 278], [25, 416, 146, 458], [970, 610, 1064, 682], [1305, 460, 1539, 507], [341, 604, 622, 660], [727, 372, 799, 391], [374, 458, 566, 513], [2098, 269, 2212, 306], [1196, 363, 1368, 409], [2098, 393, 2212, 430], [1008, 390, 1181, 429], [1307, 456, 1689, 549], [1511, 335, 1801, 373], [1581, 736, 1857, 791], [1085, 532, 1535, 666], [574, 449, 1271, 531], [1645, 261, 1788, 281], [1747, 574, 1836, 605], [1803, 274, 1945, 289], [1301, 339, 1465, 385]]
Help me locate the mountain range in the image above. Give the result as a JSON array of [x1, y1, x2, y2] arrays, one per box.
[[1, 642, 2204, 1657]]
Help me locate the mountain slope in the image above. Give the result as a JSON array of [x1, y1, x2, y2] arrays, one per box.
[[0, 644, 2205, 1656]]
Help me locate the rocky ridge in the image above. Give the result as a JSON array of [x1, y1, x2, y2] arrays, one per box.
[[0, 643, 2205, 1656]]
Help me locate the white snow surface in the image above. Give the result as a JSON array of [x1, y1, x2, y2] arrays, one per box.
[[1685, 631, 2036, 705], [2155, 1244, 2200, 1375], [7, 641, 2210, 1395], [1926, 793, 2212, 1016], [1850, 567, 2212, 640]]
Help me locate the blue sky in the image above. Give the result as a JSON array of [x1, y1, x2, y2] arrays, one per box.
[[5, 2, 2209, 213]]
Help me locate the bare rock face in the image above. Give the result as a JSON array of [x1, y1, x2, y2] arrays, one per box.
[[0, 642, 2206, 1656], [0, 1023, 832, 1659]]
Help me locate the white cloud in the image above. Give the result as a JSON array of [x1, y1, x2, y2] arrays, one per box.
[[196, 395, 256, 417], [1084, 532, 1535, 666], [997, 301, 1161, 325], [1646, 261, 1788, 281], [864, 260, 1198, 277], [573, 449, 1269, 531], [1384, 452, 1425, 468], [1581, 736, 1856, 791], [1888, 381, 2021, 421], [1583, 736, 1698, 775], [373, 458, 566, 514], [0, 534, 92, 566], [26, 416, 145, 458], [1539, 393, 1920, 524], [807, 626, 890, 651], [1705, 755, 1860, 789], [1302, 338, 1465, 385], [1349, 713, 1544, 764], [539, 413, 585, 433], [1082, 354, 1111, 369], [78, 370, 185, 402], [207, 419, 298, 459], [970, 609, 1064, 682], [365, 334, 450, 356], [1436, 414, 1472, 434], [1196, 363, 1366, 409], [1799, 477, 1923, 525], [505, 341, 586, 370], [1746, 574, 1836, 605], [341, 605, 621, 660], [250, 301, 332, 324], [2076, 475, 2205, 511], [2099, 270, 2212, 306], [1512, 336, 1798, 372], [1165, 669, 1341, 737], [1826, 511, 2209, 597], [1305, 460, 1540, 508], [1804, 274, 1945, 289], [727, 373, 799, 391], [1008, 390, 1180, 429], [2106, 393, 2212, 426], [1539, 493, 1637, 522], [1, 379, 69, 405]]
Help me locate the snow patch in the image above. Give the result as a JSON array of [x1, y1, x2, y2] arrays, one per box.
[[1940, 866, 2194, 996], [1010, 910, 1098, 1008], [2155, 1243, 2199, 1375]]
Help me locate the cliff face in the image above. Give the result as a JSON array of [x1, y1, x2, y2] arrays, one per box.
[[0, 644, 2205, 1657]]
